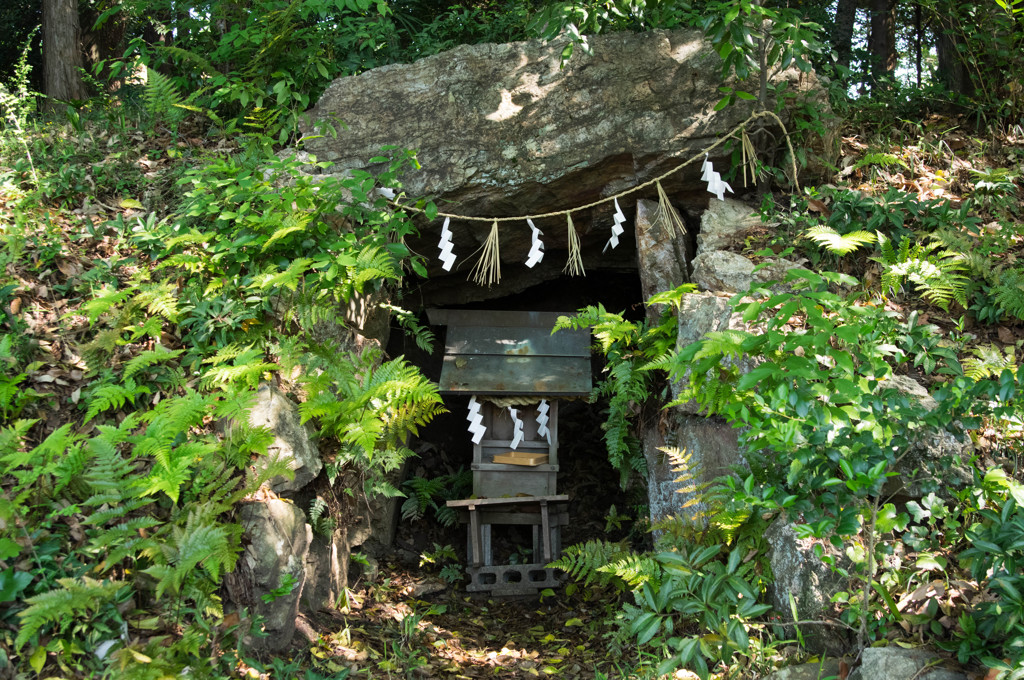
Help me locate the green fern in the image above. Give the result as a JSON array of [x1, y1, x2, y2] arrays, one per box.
[[350, 246, 402, 295], [250, 257, 313, 292], [143, 68, 185, 125], [963, 344, 1018, 381], [875, 232, 968, 310], [598, 552, 663, 589], [804, 225, 876, 256], [300, 348, 444, 499], [199, 350, 278, 391], [993, 267, 1024, 321], [259, 216, 312, 253], [142, 509, 238, 599], [84, 379, 152, 422], [16, 577, 127, 649], [854, 151, 908, 171], [134, 281, 181, 322], [81, 284, 136, 324], [548, 539, 636, 590], [123, 346, 184, 382], [308, 497, 336, 537]]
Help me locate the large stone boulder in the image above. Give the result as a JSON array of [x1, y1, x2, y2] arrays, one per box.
[[248, 384, 323, 494], [635, 198, 690, 321], [764, 519, 851, 655], [877, 375, 974, 498], [301, 28, 828, 307], [696, 198, 763, 254], [230, 499, 312, 652], [644, 414, 741, 523], [851, 647, 967, 680]]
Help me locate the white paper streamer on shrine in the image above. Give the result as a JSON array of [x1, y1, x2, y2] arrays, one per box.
[[525, 219, 544, 268], [509, 406, 524, 449], [436, 217, 457, 272], [467, 396, 486, 444], [377, 187, 396, 199], [603, 198, 627, 252], [701, 154, 733, 202], [536, 399, 551, 445]]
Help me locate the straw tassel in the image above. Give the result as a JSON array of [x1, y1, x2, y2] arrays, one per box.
[[563, 212, 585, 276], [740, 127, 759, 187], [468, 220, 501, 286], [655, 181, 687, 236]]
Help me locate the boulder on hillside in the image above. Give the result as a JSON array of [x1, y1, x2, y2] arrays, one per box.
[[877, 375, 974, 498], [248, 384, 322, 494], [764, 519, 851, 655], [696, 198, 764, 254], [851, 647, 967, 680], [635, 197, 690, 320], [301, 28, 829, 307], [230, 499, 312, 652]]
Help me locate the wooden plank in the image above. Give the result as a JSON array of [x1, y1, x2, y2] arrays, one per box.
[[469, 503, 482, 567], [447, 495, 569, 508], [492, 452, 549, 466]]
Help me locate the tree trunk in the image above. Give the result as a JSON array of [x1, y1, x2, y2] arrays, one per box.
[[914, 1, 922, 86], [81, 5, 128, 89], [868, 0, 897, 88], [42, 0, 87, 106], [935, 19, 974, 96], [833, 0, 857, 70]]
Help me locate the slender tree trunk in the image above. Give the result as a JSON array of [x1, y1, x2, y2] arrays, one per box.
[[833, 0, 857, 70], [935, 25, 973, 96], [42, 0, 87, 106], [914, 1, 922, 86], [81, 5, 128, 89], [868, 0, 897, 88]]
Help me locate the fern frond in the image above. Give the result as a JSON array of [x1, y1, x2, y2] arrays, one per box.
[[144, 68, 184, 122], [81, 284, 135, 324], [250, 257, 313, 293], [598, 552, 662, 589], [805, 225, 876, 256], [85, 379, 152, 422], [16, 577, 126, 649], [134, 281, 181, 322], [350, 246, 402, 294], [963, 344, 1018, 381], [994, 268, 1024, 321], [548, 539, 635, 590], [123, 346, 184, 382]]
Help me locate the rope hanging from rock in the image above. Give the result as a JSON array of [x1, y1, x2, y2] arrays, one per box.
[[397, 110, 798, 285]]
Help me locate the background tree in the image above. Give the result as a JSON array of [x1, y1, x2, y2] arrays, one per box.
[[42, 0, 87, 105], [867, 0, 896, 87]]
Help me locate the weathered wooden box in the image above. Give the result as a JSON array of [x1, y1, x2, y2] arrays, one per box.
[[472, 400, 558, 498]]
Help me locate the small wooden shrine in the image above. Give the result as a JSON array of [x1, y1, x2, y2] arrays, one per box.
[[428, 309, 591, 595]]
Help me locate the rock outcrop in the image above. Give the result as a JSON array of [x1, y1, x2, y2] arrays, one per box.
[[248, 384, 322, 494], [763, 519, 851, 655], [852, 647, 967, 680], [232, 499, 312, 652], [302, 28, 828, 306]]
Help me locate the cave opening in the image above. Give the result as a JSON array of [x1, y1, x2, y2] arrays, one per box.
[[385, 263, 658, 578]]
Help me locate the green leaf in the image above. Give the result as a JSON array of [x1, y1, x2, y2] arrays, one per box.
[[30, 646, 46, 673], [915, 553, 947, 572], [631, 612, 662, 644], [734, 90, 757, 101], [713, 95, 732, 111], [0, 538, 20, 561]]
